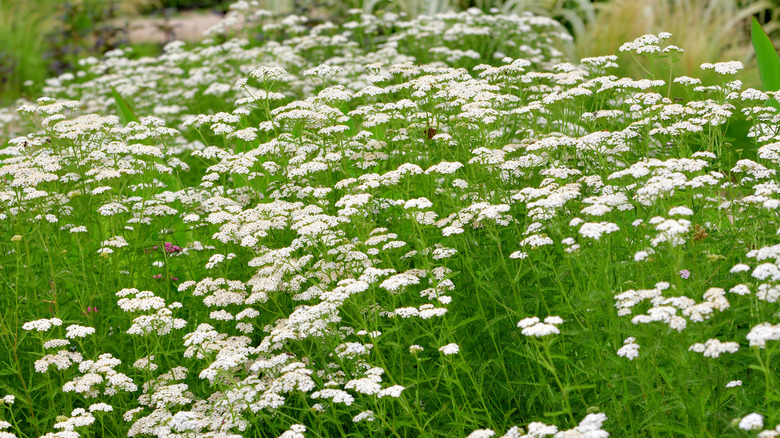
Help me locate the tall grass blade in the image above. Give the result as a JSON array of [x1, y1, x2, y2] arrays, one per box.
[[110, 86, 139, 125], [751, 17, 780, 109]]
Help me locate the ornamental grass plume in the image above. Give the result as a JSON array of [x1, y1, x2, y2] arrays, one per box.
[[577, 0, 766, 88]]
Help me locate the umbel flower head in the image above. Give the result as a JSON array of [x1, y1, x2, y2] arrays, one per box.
[[438, 343, 460, 355], [517, 316, 563, 337]]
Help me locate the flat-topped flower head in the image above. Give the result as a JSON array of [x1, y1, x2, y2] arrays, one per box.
[[518, 316, 563, 337], [688, 338, 739, 358], [249, 66, 287, 81], [700, 61, 743, 75], [617, 337, 640, 360], [438, 343, 460, 355], [738, 413, 764, 431], [23, 318, 63, 332]]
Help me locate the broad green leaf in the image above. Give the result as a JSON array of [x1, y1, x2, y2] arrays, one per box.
[[751, 17, 780, 109], [110, 86, 139, 125]]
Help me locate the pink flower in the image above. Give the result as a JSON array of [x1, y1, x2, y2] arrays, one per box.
[[164, 242, 182, 254], [678, 269, 690, 279]]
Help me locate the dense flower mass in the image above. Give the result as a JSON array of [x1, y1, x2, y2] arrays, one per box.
[[0, 3, 778, 438]]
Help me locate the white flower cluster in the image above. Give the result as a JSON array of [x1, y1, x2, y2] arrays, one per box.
[[5, 4, 780, 437], [23, 317, 63, 332], [496, 412, 609, 438], [688, 338, 740, 358], [517, 316, 563, 337], [62, 353, 137, 397], [616, 337, 640, 361]]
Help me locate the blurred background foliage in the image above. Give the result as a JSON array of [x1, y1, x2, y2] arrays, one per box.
[[2, 0, 780, 105]]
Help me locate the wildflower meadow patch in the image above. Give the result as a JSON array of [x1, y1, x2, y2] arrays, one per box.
[[0, 2, 778, 437]]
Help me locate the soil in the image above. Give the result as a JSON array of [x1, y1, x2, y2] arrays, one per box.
[[121, 10, 224, 43]]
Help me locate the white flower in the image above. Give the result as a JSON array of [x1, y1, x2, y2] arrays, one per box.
[[617, 337, 640, 360], [380, 273, 420, 292], [133, 356, 158, 371], [633, 248, 654, 262], [425, 161, 464, 175], [303, 64, 343, 79], [404, 197, 433, 210], [88, 403, 113, 412], [101, 236, 128, 248], [579, 222, 619, 240], [23, 318, 63, 332], [688, 338, 739, 358], [278, 424, 306, 438], [521, 323, 560, 337], [729, 284, 751, 295], [44, 339, 70, 349], [746, 322, 780, 348], [517, 317, 540, 328], [467, 429, 495, 438], [619, 34, 661, 52], [439, 343, 460, 355], [378, 385, 405, 398], [701, 61, 743, 75], [674, 76, 701, 85], [544, 316, 564, 325], [668, 206, 693, 216], [738, 413, 764, 431], [526, 422, 558, 436], [725, 380, 742, 388], [249, 66, 287, 81], [353, 411, 375, 423], [518, 315, 562, 337], [345, 377, 381, 395], [66, 325, 96, 339], [519, 234, 554, 248]]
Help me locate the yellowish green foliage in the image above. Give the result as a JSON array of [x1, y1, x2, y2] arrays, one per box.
[[576, 0, 768, 87]]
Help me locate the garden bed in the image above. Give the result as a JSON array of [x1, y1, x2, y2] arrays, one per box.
[[0, 3, 778, 437]]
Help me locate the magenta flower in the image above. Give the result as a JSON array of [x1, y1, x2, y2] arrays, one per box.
[[164, 242, 182, 254]]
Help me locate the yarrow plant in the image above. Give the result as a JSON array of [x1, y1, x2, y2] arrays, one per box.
[[0, 4, 777, 438]]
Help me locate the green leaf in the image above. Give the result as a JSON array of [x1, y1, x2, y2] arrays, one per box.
[[751, 17, 780, 109], [542, 409, 572, 418], [110, 86, 139, 125]]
